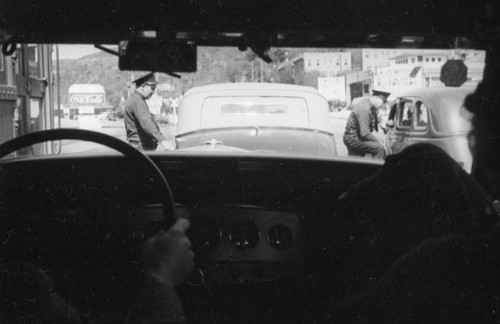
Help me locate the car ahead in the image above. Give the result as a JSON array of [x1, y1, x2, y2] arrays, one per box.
[[175, 83, 337, 155], [386, 87, 475, 172]]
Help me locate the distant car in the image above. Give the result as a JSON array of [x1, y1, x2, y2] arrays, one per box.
[[328, 99, 342, 112], [386, 87, 475, 172], [99, 111, 117, 121], [175, 83, 337, 156]]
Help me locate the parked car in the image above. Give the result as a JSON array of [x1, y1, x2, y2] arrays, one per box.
[[328, 99, 342, 112], [175, 83, 337, 155], [386, 87, 475, 172], [99, 111, 118, 121]]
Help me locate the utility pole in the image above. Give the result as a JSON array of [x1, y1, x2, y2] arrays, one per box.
[[251, 61, 255, 82], [260, 59, 264, 82], [128, 71, 135, 97]]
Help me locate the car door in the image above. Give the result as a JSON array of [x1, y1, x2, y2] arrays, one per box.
[[407, 99, 430, 146], [387, 98, 413, 154]]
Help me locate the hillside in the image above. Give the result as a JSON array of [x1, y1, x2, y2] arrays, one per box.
[[56, 50, 130, 108]]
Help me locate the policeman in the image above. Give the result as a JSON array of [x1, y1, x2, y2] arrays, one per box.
[[343, 90, 390, 159], [124, 73, 175, 151]]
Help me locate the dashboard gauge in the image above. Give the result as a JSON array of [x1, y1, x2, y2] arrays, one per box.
[[229, 221, 260, 250], [267, 224, 294, 251]]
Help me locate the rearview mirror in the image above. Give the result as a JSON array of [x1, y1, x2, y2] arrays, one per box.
[[118, 40, 197, 73]]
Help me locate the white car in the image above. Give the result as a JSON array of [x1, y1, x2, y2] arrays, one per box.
[[175, 83, 337, 155]]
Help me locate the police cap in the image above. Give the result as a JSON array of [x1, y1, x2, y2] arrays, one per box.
[[371, 89, 391, 103], [133, 72, 158, 87]]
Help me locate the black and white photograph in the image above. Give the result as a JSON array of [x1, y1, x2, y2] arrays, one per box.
[[0, 0, 499, 322]]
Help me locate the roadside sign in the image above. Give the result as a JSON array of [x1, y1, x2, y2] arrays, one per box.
[[440, 60, 468, 87]]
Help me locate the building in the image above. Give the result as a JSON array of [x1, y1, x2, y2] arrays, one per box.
[[289, 51, 371, 103], [361, 49, 409, 72], [317, 70, 373, 104], [374, 51, 450, 95], [345, 70, 372, 103], [0, 44, 55, 155], [292, 52, 352, 76], [373, 50, 484, 97], [317, 76, 346, 101], [462, 51, 486, 87]]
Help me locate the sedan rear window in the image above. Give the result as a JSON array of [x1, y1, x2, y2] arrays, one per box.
[[221, 103, 288, 114], [201, 96, 309, 129]]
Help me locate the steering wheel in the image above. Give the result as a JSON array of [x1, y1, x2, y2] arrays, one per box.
[[0, 128, 176, 227], [0, 128, 180, 320]]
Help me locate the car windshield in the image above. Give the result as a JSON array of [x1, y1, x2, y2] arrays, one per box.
[[1, 45, 485, 164], [3, 2, 500, 323]]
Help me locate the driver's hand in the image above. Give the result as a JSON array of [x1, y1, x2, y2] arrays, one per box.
[[160, 140, 176, 151], [141, 218, 194, 287]]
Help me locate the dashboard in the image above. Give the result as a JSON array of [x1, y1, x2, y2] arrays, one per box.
[[0, 153, 383, 321], [183, 205, 301, 283], [0, 154, 381, 284]]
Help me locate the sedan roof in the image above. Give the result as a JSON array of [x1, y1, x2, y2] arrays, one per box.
[[183, 83, 322, 96]]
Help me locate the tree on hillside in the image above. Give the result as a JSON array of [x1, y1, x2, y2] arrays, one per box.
[[106, 92, 122, 110], [176, 47, 276, 92], [57, 55, 128, 106], [270, 48, 289, 63]]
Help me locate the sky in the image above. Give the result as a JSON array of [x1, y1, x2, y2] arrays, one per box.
[[56, 45, 103, 60]]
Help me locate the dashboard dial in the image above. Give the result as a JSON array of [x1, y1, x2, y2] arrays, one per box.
[[267, 224, 294, 251], [229, 221, 260, 250]]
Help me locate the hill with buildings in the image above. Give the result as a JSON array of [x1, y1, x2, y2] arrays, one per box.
[[56, 46, 485, 113], [55, 47, 332, 110]]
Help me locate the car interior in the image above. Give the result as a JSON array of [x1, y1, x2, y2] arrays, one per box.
[[0, 0, 499, 323]]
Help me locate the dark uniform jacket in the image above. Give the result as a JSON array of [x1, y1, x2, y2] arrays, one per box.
[[344, 97, 379, 142], [124, 92, 166, 149]]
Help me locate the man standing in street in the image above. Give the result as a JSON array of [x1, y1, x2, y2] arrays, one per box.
[[343, 90, 390, 159], [124, 73, 175, 151]]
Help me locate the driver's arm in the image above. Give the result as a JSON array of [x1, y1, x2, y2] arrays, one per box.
[[126, 219, 194, 323]]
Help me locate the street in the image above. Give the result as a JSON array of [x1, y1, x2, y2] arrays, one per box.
[[329, 110, 349, 156], [56, 118, 176, 154], [56, 112, 384, 157]]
